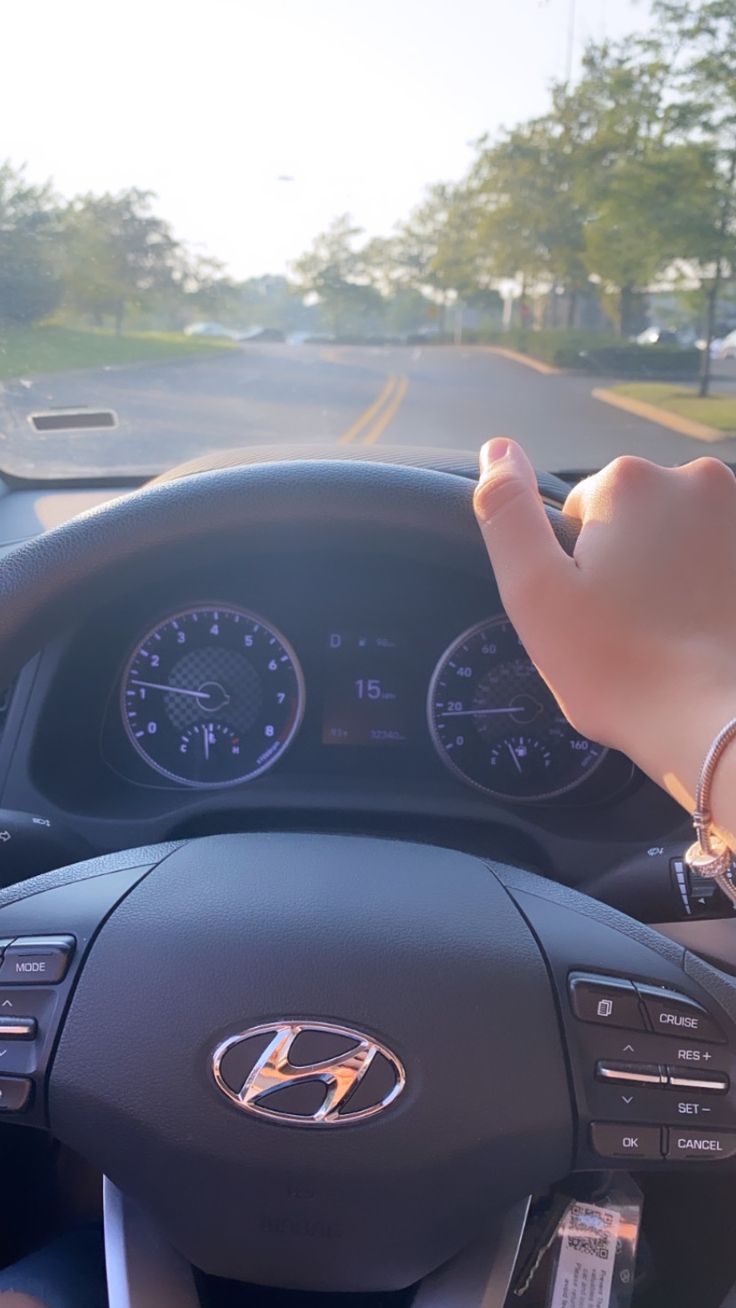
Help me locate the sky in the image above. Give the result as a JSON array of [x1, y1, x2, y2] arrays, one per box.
[[2, 0, 649, 279]]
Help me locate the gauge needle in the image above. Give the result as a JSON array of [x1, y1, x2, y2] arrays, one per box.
[[441, 707, 521, 717], [506, 740, 523, 774], [131, 679, 212, 701], [203, 725, 210, 762]]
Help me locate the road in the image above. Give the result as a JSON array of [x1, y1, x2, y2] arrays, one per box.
[[1, 343, 734, 479]]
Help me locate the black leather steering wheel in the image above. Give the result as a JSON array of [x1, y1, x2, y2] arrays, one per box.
[[0, 460, 734, 1298]]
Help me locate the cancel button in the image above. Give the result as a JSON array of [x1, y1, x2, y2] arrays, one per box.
[[668, 1130, 736, 1162]]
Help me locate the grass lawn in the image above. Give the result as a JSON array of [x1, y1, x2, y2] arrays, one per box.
[[0, 324, 238, 381], [610, 383, 736, 435]]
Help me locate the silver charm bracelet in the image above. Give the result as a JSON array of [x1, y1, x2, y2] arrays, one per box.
[[684, 716, 736, 906]]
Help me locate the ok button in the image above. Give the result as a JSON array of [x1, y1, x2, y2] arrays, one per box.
[[591, 1122, 663, 1160]]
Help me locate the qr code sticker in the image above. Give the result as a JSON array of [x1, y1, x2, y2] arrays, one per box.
[[549, 1200, 627, 1308], [565, 1203, 615, 1261]]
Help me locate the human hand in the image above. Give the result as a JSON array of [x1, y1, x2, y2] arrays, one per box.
[[473, 438, 736, 839]]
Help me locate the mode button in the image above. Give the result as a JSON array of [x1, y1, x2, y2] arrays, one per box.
[[0, 936, 75, 985]]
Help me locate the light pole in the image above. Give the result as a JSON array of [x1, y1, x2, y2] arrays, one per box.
[[565, 0, 577, 84]]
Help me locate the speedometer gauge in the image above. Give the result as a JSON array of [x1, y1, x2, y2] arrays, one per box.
[[121, 605, 304, 787], [428, 616, 607, 801]]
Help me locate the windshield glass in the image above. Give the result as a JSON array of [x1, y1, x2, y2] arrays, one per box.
[[2, 0, 735, 479]]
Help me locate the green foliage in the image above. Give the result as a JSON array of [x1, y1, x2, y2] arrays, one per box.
[[0, 324, 236, 382], [380, 15, 735, 355], [395, 182, 490, 301], [0, 163, 62, 323], [176, 270, 309, 333], [480, 327, 699, 375], [62, 189, 179, 332], [572, 344, 700, 377], [485, 328, 620, 364], [292, 214, 384, 334], [3, 0, 736, 364], [468, 114, 587, 303]]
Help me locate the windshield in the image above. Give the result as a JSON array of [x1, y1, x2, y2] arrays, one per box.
[[2, 0, 735, 479]]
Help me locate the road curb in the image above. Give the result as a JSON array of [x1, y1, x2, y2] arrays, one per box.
[[484, 346, 561, 376], [592, 387, 725, 443]]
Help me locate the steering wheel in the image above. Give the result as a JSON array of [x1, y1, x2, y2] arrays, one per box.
[[0, 461, 734, 1304]]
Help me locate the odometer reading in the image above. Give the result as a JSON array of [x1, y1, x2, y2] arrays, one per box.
[[121, 605, 304, 787], [428, 616, 607, 801]]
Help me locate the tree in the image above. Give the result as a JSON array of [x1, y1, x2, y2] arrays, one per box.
[[468, 119, 588, 327], [648, 0, 736, 394], [174, 253, 243, 327], [580, 142, 718, 335], [550, 41, 678, 334], [388, 183, 494, 339], [393, 183, 483, 301], [234, 275, 308, 331], [292, 214, 383, 336], [0, 162, 62, 324], [63, 189, 179, 333]]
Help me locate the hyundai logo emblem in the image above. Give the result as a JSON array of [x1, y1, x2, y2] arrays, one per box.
[[212, 1021, 406, 1125]]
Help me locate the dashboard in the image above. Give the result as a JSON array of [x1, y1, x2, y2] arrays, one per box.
[[0, 483, 689, 895], [35, 549, 634, 813]]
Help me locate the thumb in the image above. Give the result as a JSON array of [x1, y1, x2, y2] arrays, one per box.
[[473, 438, 574, 612]]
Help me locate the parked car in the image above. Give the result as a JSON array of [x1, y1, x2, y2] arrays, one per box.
[[236, 327, 286, 343], [719, 329, 736, 359], [183, 322, 238, 339], [635, 326, 680, 346], [404, 325, 445, 344], [695, 336, 727, 357]]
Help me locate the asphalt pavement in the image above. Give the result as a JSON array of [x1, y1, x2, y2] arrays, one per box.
[[1, 343, 734, 479]]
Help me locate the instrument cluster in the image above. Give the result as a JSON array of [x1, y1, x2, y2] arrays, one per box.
[[118, 600, 610, 802]]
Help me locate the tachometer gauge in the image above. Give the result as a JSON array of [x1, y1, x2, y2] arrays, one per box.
[[427, 616, 606, 801], [121, 605, 304, 787]]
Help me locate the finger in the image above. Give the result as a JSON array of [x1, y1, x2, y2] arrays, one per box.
[[473, 439, 577, 609], [562, 472, 594, 522], [566, 455, 665, 523]]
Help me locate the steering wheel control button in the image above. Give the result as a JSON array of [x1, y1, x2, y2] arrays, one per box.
[[0, 1075, 32, 1112], [591, 1122, 663, 1161], [0, 936, 75, 985], [596, 1061, 666, 1087], [666, 1067, 728, 1093], [666, 1130, 736, 1162], [635, 984, 725, 1043], [568, 973, 647, 1030], [0, 1016, 36, 1039]]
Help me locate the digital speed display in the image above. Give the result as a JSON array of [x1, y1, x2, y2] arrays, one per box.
[[321, 630, 410, 746]]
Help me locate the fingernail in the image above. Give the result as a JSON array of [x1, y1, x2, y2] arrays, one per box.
[[479, 438, 510, 477]]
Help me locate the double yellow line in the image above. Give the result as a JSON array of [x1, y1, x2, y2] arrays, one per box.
[[338, 373, 409, 445]]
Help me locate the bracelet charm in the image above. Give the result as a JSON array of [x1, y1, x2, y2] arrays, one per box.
[[684, 718, 736, 905]]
